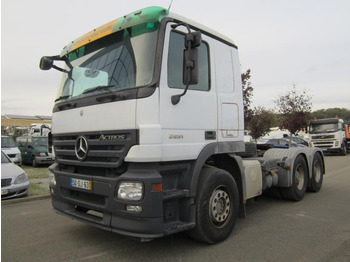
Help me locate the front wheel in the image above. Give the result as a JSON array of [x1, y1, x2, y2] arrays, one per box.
[[340, 142, 347, 156], [187, 166, 239, 244]]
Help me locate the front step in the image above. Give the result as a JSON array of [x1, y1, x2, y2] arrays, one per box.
[[162, 189, 189, 200], [164, 221, 195, 235]]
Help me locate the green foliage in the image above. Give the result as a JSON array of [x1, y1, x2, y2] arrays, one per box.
[[275, 85, 312, 144], [241, 69, 254, 126], [249, 106, 275, 140], [311, 108, 350, 125]]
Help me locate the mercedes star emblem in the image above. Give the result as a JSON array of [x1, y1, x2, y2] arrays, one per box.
[[75, 136, 88, 161]]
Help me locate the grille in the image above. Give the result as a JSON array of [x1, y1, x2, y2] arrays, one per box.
[[53, 130, 138, 168], [312, 135, 335, 139], [2, 178, 12, 187]]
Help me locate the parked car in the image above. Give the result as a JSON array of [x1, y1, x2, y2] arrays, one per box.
[[1, 151, 29, 200], [16, 136, 54, 167], [284, 135, 310, 147], [264, 138, 299, 149], [1, 136, 22, 165]]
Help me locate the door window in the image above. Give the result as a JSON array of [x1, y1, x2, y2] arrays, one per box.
[[168, 31, 210, 91]]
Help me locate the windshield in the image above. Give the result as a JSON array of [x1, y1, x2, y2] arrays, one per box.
[[32, 137, 48, 147], [56, 22, 159, 101], [309, 123, 338, 133], [1, 137, 17, 148]]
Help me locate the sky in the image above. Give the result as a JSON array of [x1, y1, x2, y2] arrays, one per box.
[[1, 0, 350, 116]]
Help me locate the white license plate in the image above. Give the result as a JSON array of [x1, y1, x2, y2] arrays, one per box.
[[70, 178, 92, 190], [1, 189, 9, 195]]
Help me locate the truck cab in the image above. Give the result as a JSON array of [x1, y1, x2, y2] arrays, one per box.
[[309, 118, 349, 155]]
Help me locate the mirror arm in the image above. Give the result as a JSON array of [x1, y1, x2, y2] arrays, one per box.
[[52, 65, 69, 73]]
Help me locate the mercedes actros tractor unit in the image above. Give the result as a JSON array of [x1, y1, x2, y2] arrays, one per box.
[[40, 6, 325, 244]]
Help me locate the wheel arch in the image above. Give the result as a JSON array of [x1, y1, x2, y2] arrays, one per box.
[[189, 143, 246, 206]]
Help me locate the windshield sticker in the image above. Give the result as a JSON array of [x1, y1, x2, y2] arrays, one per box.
[[72, 19, 118, 51]]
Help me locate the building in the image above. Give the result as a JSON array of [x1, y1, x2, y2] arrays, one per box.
[[1, 115, 52, 135]]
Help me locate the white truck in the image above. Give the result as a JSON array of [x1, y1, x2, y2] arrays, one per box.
[[30, 123, 51, 137], [309, 118, 349, 155], [40, 6, 325, 244]]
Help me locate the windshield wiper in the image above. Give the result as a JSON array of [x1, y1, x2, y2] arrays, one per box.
[[82, 85, 117, 95], [55, 95, 71, 102]]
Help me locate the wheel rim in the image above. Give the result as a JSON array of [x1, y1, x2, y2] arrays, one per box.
[[314, 160, 322, 183], [295, 164, 305, 190], [209, 186, 231, 227]]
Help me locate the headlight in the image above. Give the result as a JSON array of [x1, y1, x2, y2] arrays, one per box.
[[334, 141, 339, 147], [48, 170, 56, 186], [16, 153, 22, 160], [14, 173, 28, 184], [117, 182, 143, 201]]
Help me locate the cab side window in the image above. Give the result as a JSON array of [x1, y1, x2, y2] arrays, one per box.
[[168, 30, 210, 91]]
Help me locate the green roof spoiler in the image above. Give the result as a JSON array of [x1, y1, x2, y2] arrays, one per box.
[[60, 6, 169, 56]]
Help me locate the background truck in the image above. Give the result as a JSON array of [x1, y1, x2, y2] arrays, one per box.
[[30, 123, 51, 137], [309, 117, 350, 155], [40, 6, 325, 244]]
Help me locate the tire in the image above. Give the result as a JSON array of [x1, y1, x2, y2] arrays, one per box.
[[187, 166, 239, 244], [32, 156, 38, 167], [308, 153, 324, 192], [280, 155, 308, 201], [340, 142, 347, 156]]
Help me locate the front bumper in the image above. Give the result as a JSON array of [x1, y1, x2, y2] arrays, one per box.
[[1, 182, 29, 200], [49, 163, 167, 239], [35, 156, 55, 165]]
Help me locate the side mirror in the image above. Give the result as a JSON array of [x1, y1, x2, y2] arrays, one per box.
[[39, 56, 54, 70], [171, 26, 202, 105], [183, 47, 198, 85]]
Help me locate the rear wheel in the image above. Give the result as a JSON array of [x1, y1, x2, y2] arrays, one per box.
[[280, 155, 308, 201], [187, 166, 239, 244], [308, 153, 324, 192], [32, 156, 38, 167]]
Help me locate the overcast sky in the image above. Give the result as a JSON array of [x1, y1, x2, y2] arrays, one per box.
[[1, 0, 350, 116]]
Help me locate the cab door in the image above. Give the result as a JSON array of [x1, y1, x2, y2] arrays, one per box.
[[159, 23, 217, 161]]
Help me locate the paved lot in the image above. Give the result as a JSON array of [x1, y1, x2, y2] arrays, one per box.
[[2, 154, 350, 262]]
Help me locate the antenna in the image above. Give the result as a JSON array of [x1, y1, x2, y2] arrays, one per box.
[[168, 0, 174, 11]]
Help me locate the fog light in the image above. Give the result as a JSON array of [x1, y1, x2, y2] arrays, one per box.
[[49, 171, 56, 187], [126, 205, 142, 212], [117, 182, 143, 201]]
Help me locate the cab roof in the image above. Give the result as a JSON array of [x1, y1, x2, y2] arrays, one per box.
[[60, 6, 237, 56]]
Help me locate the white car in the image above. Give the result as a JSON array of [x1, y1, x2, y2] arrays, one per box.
[[1, 136, 22, 165], [1, 151, 29, 200]]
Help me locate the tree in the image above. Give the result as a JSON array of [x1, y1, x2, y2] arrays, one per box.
[[249, 106, 275, 141], [311, 108, 350, 125], [241, 69, 254, 126], [275, 84, 312, 146]]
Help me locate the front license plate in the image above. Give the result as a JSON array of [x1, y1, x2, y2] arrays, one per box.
[[70, 178, 92, 190]]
